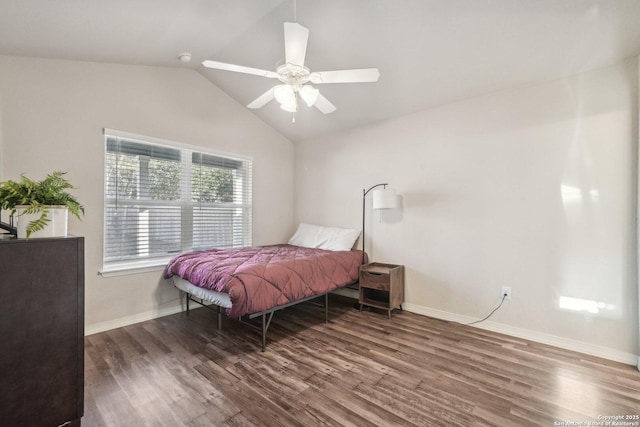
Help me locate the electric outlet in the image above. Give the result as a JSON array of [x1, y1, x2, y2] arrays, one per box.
[[501, 286, 512, 300]]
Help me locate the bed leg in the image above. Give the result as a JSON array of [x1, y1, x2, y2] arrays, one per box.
[[325, 293, 329, 324], [261, 312, 266, 352], [185, 292, 190, 315], [217, 305, 222, 330]]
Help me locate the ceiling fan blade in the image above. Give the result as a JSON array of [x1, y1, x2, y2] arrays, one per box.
[[202, 60, 278, 78], [309, 68, 380, 84], [314, 93, 336, 114], [284, 22, 309, 67], [247, 87, 276, 109]]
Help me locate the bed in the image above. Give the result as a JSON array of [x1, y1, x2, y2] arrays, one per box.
[[164, 224, 365, 351]]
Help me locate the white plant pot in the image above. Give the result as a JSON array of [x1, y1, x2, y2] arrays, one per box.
[[15, 205, 68, 239]]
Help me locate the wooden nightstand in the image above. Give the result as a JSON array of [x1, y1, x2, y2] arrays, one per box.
[[359, 262, 404, 319]]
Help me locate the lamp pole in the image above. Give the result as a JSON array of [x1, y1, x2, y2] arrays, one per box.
[[362, 183, 387, 264]]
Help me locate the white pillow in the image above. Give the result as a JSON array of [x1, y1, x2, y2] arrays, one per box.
[[288, 223, 360, 251]]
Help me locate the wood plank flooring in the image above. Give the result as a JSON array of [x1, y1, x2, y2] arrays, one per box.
[[83, 295, 640, 426]]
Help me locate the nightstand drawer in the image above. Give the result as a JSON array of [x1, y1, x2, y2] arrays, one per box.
[[360, 270, 390, 290]]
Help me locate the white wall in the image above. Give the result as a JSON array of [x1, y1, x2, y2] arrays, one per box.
[[0, 55, 294, 332], [296, 58, 639, 364]]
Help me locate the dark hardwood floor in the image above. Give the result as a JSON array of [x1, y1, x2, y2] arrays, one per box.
[[83, 295, 640, 426]]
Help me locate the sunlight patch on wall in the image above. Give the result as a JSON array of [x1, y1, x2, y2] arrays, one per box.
[[559, 295, 615, 315], [560, 185, 599, 205]]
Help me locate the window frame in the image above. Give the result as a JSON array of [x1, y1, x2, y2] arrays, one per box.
[[100, 129, 252, 276]]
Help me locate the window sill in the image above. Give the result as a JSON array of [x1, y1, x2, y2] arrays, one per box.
[[99, 258, 171, 278]]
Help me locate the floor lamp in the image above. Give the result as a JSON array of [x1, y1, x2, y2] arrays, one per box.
[[362, 183, 398, 264]]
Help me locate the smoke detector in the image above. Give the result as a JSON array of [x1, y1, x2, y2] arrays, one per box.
[[178, 53, 192, 63]]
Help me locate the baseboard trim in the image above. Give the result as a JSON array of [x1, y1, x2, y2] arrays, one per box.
[[85, 304, 184, 336], [402, 303, 639, 367]]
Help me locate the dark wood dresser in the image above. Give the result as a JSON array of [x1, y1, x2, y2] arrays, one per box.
[[0, 236, 84, 426]]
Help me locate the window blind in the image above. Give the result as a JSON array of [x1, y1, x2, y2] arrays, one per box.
[[103, 130, 252, 272]]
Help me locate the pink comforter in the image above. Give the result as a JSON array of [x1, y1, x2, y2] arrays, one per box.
[[165, 244, 364, 317]]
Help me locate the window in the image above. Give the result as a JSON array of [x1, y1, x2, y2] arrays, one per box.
[[102, 130, 252, 274]]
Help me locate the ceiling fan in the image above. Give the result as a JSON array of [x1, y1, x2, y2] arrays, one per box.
[[202, 22, 380, 120]]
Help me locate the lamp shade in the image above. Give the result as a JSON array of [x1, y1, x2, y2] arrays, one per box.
[[372, 188, 398, 209]]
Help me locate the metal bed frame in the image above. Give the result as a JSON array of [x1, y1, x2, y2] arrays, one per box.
[[184, 291, 330, 352]]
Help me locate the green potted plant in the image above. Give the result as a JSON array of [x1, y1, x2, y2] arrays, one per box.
[[0, 171, 84, 239]]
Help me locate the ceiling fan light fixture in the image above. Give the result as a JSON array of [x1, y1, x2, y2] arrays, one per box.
[[280, 102, 297, 113], [274, 84, 297, 112], [299, 85, 319, 107]]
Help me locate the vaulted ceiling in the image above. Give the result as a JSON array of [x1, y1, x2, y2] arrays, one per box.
[[1, 0, 640, 142]]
